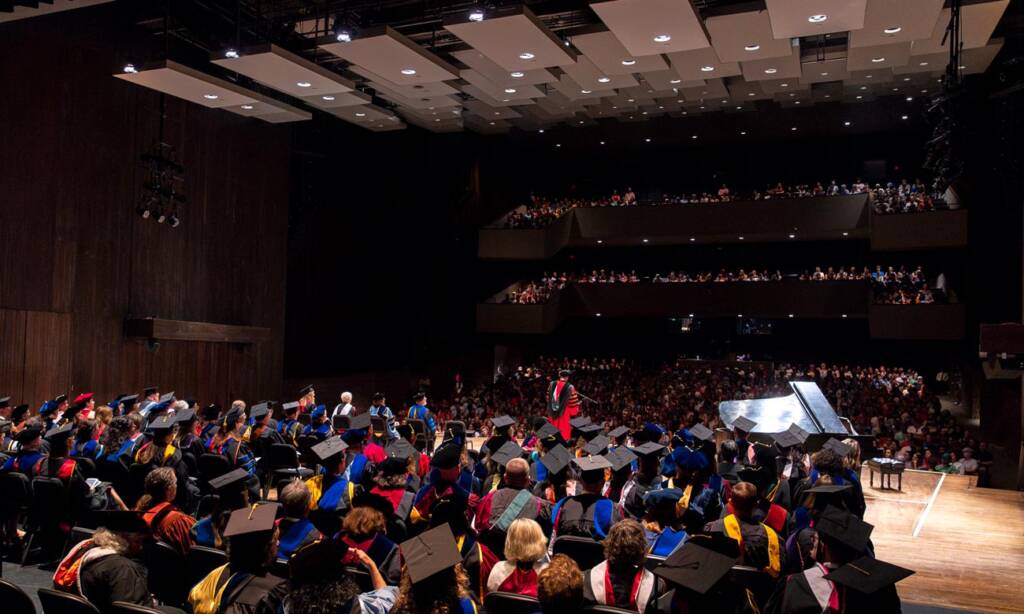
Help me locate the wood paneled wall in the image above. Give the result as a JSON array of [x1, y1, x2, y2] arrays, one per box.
[[0, 6, 290, 407]]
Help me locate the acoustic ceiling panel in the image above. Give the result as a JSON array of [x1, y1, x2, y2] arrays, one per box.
[[444, 6, 575, 71], [320, 26, 459, 84], [114, 61, 258, 108], [570, 31, 669, 76], [0, 0, 112, 23], [799, 58, 851, 85], [764, 0, 868, 39], [668, 47, 742, 82], [911, 2, 1009, 55], [848, 0, 944, 48], [450, 49, 557, 87], [705, 10, 795, 63], [739, 43, 802, 82], [300, 90, 372, 110], [212, 44, 355, 97], [847, 42, 912, 71], [591, 0, 709, 57]]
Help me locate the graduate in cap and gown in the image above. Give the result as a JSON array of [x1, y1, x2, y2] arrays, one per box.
[[297, 384, 316, 415], [411, 442, 477, 527], [702, 481, 784, 579], [305, 436, 359, 520], [547, 369, 580, 442], [550, 455, 626, 542], [188, 503, 289, 614], [642, 487, 689, 557], [302, 404, 331, 440], [792, 439, 866, 520], [475, 444, 552, 547], [429, 496, 498, 602], [275, 402, 303, 447], [215, 407, 260, 502], [369, 443, 418, 539], [199, 404, 222, 449], [391, 524, 480, 614], [406, 392, 437, 453], [582, 519, 665, 613], [619, 441, 668, 520], [2, 424, 47, 477], [284, 538, 398, 614], [339, 492, 403, 585], [273, 478, 322, 562], [174, 407, 206, 464]]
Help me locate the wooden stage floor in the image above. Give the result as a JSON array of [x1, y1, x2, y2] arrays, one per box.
[[864, 469, 1024, 613]]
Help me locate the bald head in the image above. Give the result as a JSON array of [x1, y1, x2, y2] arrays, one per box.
[[505, 458, 530, 488]]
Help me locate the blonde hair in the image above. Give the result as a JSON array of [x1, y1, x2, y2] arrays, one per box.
[[504, 518, 546, 564], [842, 438, 861, 470]]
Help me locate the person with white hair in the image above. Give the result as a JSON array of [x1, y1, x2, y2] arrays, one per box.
[[332, 391, 355, 419]]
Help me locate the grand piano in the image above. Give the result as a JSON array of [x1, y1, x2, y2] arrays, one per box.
[[719, 381, 864, 451]]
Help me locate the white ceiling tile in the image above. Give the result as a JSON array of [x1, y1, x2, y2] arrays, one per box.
[[849, 0, 944, 48], [444, 6, 575, 71], [571, 30, 669, 75], [591, 0, 709, 57], [320, 26, 458, 84], [847, 42, 912, 71], [706, 10, 795, 63], [668, 47, 742, 82], [764, 0, 868, 39]]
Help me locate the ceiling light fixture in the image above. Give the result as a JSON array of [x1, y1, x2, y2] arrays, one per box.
[[764, 68, 778, 74], [224, 49, 239, 59], [700, 65, 715, 72], [538, 129, 544, 133], [504, 88, 516, 93], [203, 94, 219, 100], [856, 95, 863, 99], [645, 138, 651, 142], [510, 71, 524, 78], [744, 44, 761, 52], [781, 83, 789, 87], [581, 89, 592, 94], [621, 59, 637, 66], [905, 96, 913, 101], [355, 112, 366, 117], [123, 64, 137, 73], [821, 72, 829, 76], [901, 114, 908, 120], [642, 239, 649, 243], [791, 126, 797, 131], [808, 14, 827, 23], [883, 26, 902, 35], [520, 52, 535, 60], [468, 9, 484, 22], [689, 237, 696, 241], [919, 61, 929, 66], [740, 131, 746, 135], [598, 76, 611, 83], [399, 69, 416, 76], [240, 104, 254, 110], [599, 141, 605, 145], [871, 57, 886, 63], [691, 135, 697, 139], [336, 30, 352, 43], [670, 79, 681, 84], [844, 121, 851, 126], [653, 34, 672, 43], [789, 233, 796, 238]]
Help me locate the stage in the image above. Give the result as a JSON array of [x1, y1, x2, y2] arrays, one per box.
[[865, 470, 1024, 613]]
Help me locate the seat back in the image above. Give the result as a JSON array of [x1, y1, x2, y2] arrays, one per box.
[[198, 454, 232, 488], [332, 415, 350, 431], [109, 603, 162, 614], [552, 535, 605, 571], [344, 566, 372, 593], [30, 476, 71, 527], [0, 578, 36, 614], [407, 419, 426, 438], [267, 444, 299, 470], [123, 464, 152, 508], [483, 591, 541, 614], [185, 545, 228, 589], [37, 587, 101, 614], [73, 457, 97, 479], [146, 541, 188, 606], [728, 564, 775, 608], [0, 471, 33, 514]]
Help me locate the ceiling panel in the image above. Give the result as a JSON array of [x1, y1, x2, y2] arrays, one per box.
[[668, 47, 742, 82], [764, 0, 868, 39], [115, 60, 258, 108], [463, 100, 523, 121], [444, 6, 575, 71], [320, 26, 459, 85], [450, 49, 557, 87], [680, 78, 729, 101], [846, 68, 894, 85], [849, 0, 944, 48], [571, 31, 669, 76], [300, 90, 372, 109], [551, 74, 609, 101], [211, 44, 355, 97], [911, 2, 1009, 55], [706, 10, 795, 63], [347, 65, 461, 97], [221, 93, 312, 123], [758, 78, 809, 96], [800, 58, 851, 84], [726, 79, 769, 100], [561, 56, 638, 91], [328, 104, 401, 125], [464, 116, 513, 134], [739, 43, 801, 82], [639, 69, 689, 91], [461, 84, 536, 108], [590, 0, 709, 57], [461, 69, 545, 102], [847, 42, 911, 71], [0, 0, 113, 23]]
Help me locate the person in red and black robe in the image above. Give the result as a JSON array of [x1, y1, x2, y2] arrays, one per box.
[[547, 369, 580, 442]]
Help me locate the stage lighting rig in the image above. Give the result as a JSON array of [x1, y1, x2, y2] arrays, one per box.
[[137, 139, 185, 229]]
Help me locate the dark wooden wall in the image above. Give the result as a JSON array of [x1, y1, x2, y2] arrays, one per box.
[[0, 7, 290, 407]]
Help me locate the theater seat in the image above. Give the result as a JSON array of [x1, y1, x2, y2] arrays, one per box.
[[145, 541, 188, 606], [37, 587, 101, 614], [483, 591, 541, 614], [552, 535, 605, 571], [0, 578, 36, 614], [185, 545, 228, 589]]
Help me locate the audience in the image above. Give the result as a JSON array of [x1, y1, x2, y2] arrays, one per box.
[[536, 554, 585, 613], [486, 518, 549, 596]]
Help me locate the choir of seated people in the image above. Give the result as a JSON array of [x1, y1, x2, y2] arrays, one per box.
[[870, 265, 950, 304]]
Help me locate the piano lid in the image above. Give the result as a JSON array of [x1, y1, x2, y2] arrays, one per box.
[[719, 381, 850, 438]]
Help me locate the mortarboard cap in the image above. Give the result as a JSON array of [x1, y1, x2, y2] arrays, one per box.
[[224, 503, 280, 538], [786, 423, 810, 444], [352, 492, 396, 519], [536, 422, 560, 439], [143, 386, 158, 397], [771, 429, 803, 449], [16, 426, 42, 443], [63, 402, 87, 421], [202, 403, 221, 421], [825, 556, 914, 594], [174, 408, 196, 424], [95, 511, 150, 534], [38, 400, 58, 416], [119, 394, 139, 406], [72, 393, 94, 405], [732, 416, 757, 432], [572, 454, 612, 473], [490, 440, 524, 467], [583, 435, 610, 456], [823, 438, 854, 457], [299, 385, 315, 397], [148, 414, 178, 432], [604, 446, 637, 472], [689, 424, 714, 443], [490, 415, 515, 430], [44, 423, 75, 445], [312, 436, 349, 462], [341, 428, 367, 445], [806, 483, 853, 494], [54, 395, 68, 405], [282, 401, 300, 412], [11, 404, 30, 421], [653, 542, 736, 594], [386, 438, 417, 461], [430, 443, 462, 470], [223, 407, 244, 427], [289, 539, 349, 582], [208, 468, 250, 492], [0, 396, 10, 409], [608, 425, 629, 440], [737, 465, 773, 491], [309, 405, 326, 419], [348, 413, 371, 431], [644, 487, 684, 509], [185, 399, 197, 408], [569, 417, 591, 429], [558, 369, 572, 377], [632, 441, 667, 458], [539, 444, 571, 475], [816, 505, 874, 553], [250, 403, 270, 421], [379, 456, 410, 477], [400, 524, 463, 584]]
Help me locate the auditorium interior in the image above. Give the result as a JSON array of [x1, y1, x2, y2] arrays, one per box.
[[1, 1, 1023, 613]]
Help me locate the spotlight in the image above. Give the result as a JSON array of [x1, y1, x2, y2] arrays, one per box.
[[653, 34, 671, 43], [336, 30, 352, 42], [621, 59, 637, 66], [157, 211, 167, 224], [123, 63, 138, 73], [468, 8, 485, 22], [808, 14, 827, 23], [744, 44, 760, 52], [224, 49, 239, 59], [519, 52, 535, 60]]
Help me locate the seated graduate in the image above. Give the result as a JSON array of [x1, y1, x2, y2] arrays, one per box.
[[342, 413, 376, 486], [619, 441, 668, 519], [481, 415, 516, 456], [3, 423, 47, 477], [245, 402, 283, 445], [395, 424, 430, 479], [642, 487, 688, 557], [136, 414, 193, 509], [390, 524, 479, 614], [411, 441, 475, 526], [703, 481, 785, 578], [429, 496, 499, 601], [486, 518, 549, 597], [199, 404, 222, 449], [550, 454, 626, 542], [475, 454, 552, 544], [191, 469, 251, 549], [276, 401, 303, 447], [274, 478, 322, 561], [55, 511, 155, 613], [188, 503, 288, 614], [735, 464, 789, 538], [101, 414, 145, 469], [368, 392, 399, 441], [651, 540, 738, 613], [368, 449, 417, 539], [72, 419, 105, 460], [174, 406, 206, 462], [717, 440, 741, 483], [604, 441, 636, 502], [532, 440, 571, 504], [302, 404, 331, 440], [339, 493, 402, 585], [536, 554, 585, 614], [792, 439, 866, 519], [304, 436, 360, 518], [582, 519, 665, 613], [211, 406, 261, 502], [134, 466, 196, 556], [284, 538, 398, 614]]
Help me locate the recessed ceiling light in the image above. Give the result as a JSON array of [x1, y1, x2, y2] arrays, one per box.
[[842, 232, 849, 237], [240, 104, 254, 110], [958, 65, 967, 70], [789, 93, 796, 97], [856, 95, 863, 99], [700, 65, 715, 72], [581, 89, 592, 94], [597, 76, 611, 83], [789, 314, 795, 318], [336, 30, 352, 43], [844, 121, 851, 126], [538, 129, 544, 133], [744, 44, 761, 52], [654, 34, 672, 43], [400, 69, 417, 76], [599, 141, 605, 145], [355, 112, 366, 117], [510, 71, 524, 78], [748, 92, 755, 97], [736, 106, 742, 110], [794, 100, 801, 104], [468, 9, 484, 22], [681, 111, 687, 115], [641, 111, 648, 115], [764, 68, 778, 74], [903, 77, 911, 82], [597, 239, 603, 244], [906, 96, 913, 101], [791, 126, 797, 131], [642, 238, 649, 243], [871, 57, 886, 63], [738, 236, 745, 240], [781, 83, 789, 87], [860, 86, 867, 90], [296, 81, 312, 87], [434, 118, 441, 122], [123, 64, 137, 73], [621, 59, 637, 66], [883, 26, 902, 35], [919, 61, 929, 67], [224, 49, 239, 59], [892, 87, 899, 91], [555, 143, 561, 147], [740, 131, 746, 135], [808, 14, 827, 23], [691, 135, 697, 139], [866, 74, 874, 79], [789, 233, 796, 238], [322, 95, 335, 101], [689, 237, 696, 241], [645, 138, 651, 142], [203, 94, 219, 100], [489, 121, 495, 125], [658, 106, 664, 109], [596, 313, 602, 317], [519, 52, 535, 60], [842, 314, 849, 318], [493, 111, 500, 116], [504, 88, 516, 93], [821, 72, 829, 76], [627, 98, 635, 103], [901, 114, 908, 120], [689, 313, 695, 318], [721, 99, 728, 103], [670, 79, 681, 84]]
